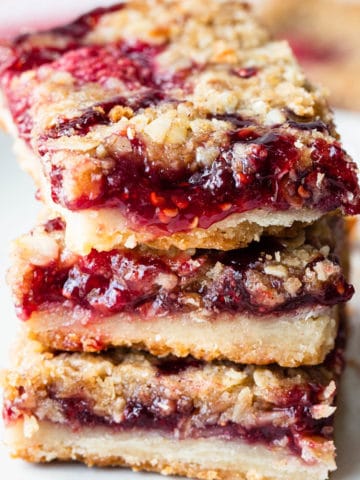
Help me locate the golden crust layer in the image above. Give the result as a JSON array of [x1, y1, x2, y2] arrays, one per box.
[[25, 308, 338, 367]]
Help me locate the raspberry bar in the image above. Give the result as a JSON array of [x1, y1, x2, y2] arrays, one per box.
[[2, 335, 343, 480], [257, 0, 360, 110], [0, 1, 359, 254], [7, 215, 351, 366]]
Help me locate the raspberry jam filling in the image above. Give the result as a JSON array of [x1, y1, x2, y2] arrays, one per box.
[[54, 392, 333, 458], [47, 123, 360, 234], [17, 233, 353, 321], [50, 41, 163, 88]]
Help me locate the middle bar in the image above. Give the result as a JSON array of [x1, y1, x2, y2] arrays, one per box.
[[8, 215, 352, 367]]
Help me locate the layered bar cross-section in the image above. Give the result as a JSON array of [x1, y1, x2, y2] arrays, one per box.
[[7, 215, 352, 366]]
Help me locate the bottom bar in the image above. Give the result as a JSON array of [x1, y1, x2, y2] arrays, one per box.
[[5, 423, 334, 480], [3, 336, 343, 480]]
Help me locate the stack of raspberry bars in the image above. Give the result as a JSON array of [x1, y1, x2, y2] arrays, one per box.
[[1, 2, 359, 479]]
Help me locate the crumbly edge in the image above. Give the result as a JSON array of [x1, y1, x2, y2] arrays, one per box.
[[4, 421, 335, 480]]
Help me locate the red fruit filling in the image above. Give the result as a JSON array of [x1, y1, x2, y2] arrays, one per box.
[[1, 4, 126, 75], [50, 41, 163, 88], [46, 125, 360, 232], [17, 236, 353, 321], [54, 393, 333, 458]]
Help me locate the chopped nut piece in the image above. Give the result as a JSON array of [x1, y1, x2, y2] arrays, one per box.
[[264, 264, 288, 278], [284, 277, 302, 296]]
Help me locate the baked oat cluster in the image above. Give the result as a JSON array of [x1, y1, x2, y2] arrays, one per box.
[[1, 2, 358, 480]]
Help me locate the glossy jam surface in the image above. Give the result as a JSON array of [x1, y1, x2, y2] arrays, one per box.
[[18, 235, 353, 321], [46, 123, 360, 232]]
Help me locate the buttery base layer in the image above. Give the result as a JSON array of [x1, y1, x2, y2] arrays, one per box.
[[27, 307, 338, 367], [9, 129, 321, 254], [5, 421, 335, 480]]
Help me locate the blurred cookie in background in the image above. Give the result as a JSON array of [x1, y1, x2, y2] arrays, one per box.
[[255, 0, 360, 111]]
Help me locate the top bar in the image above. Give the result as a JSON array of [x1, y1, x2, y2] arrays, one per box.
[[0, 0, 359, 253]]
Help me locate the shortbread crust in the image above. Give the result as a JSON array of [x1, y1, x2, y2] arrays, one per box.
[[4, 423, 335, 480]]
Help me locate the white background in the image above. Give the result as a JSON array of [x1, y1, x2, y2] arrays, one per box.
[[0, 1, 359, 478]]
